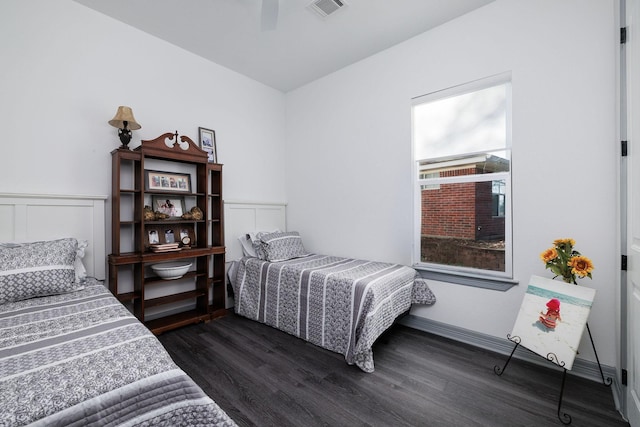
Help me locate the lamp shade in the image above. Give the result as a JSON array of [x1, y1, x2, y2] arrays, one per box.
[[108, 106, 141, 130]]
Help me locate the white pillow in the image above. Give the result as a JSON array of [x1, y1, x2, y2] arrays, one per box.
[[238, 235, 257, 258], [74, 239, 88, 282]]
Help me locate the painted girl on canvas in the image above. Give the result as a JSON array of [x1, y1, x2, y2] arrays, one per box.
[[539, 298, 562, 330]]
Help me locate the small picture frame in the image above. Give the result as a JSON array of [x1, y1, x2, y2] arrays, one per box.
[[152, 196, 186, 218], [145, 224, 195, 248], [199, 127, 217, 163], [145, 170, 191, 193], [148, 229, 160, 245]]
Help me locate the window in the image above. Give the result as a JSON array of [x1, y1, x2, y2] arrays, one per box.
[[412, 73, 512, 282], [419, 172, 440, 190], [492, 179, 506, 217]]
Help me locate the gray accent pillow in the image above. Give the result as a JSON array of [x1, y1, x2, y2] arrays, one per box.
[[257, 231, 309, 262], [0, 238, 81, 304], [246, 229, 281, 259]]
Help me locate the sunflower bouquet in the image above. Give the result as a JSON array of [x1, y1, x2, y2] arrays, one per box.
[[540, 238, 594, 284]]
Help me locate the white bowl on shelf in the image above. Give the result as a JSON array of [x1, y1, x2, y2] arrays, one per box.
[[151, 261, 192, 280]]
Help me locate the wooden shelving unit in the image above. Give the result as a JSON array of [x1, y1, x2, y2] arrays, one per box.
[[108, 131, 225, 334]]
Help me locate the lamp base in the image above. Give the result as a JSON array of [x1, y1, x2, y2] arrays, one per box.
[[118, 128, 132, 149]]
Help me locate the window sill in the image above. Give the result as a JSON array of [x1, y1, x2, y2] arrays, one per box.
[[414, 267, 518, 291]]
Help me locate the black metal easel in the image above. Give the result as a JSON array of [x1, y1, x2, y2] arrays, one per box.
[[493, 322, 611, 425]]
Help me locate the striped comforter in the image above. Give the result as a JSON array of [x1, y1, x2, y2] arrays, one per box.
[[0, 279, 236, 427], [231, 254, 435, 372]]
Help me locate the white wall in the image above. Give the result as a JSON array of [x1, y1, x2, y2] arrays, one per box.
[[0, 0, 286, 215], [285, 0, 619, 367], [0, 0, 620, 368]]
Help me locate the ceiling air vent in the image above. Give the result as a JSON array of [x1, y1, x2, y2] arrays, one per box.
[[308, 0, 346, 18]]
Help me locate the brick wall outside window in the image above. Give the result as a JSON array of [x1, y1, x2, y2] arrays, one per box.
[[421, 166, 505, 241]]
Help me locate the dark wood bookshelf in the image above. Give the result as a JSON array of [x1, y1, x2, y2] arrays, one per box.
[[108, 131, 226, 334]]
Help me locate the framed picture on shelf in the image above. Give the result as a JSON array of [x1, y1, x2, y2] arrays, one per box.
[[148, 229, 160, 245], [152, 196, 186, 218], [198, 127, 217, 163], [145, 170, 191, 192], [145, 224, 194, 248]]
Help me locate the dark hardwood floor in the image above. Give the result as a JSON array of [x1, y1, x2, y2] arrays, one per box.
[[158, 313, 629, 427]]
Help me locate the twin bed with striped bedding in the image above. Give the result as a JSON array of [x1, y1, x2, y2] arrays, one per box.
[[0, 238, 235, 427], [230, 231, 436, 373]]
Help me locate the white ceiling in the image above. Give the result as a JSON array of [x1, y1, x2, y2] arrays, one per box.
[[73, 0, 494, 92]]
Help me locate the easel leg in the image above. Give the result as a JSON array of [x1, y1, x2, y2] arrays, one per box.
[[585, 322, 613, 386], [495, 338, 574, 424], [557, 368, 572, 425], [494, 339, 520, 376]]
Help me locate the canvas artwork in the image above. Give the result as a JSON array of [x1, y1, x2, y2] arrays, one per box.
[[510, 275, 596, 370]]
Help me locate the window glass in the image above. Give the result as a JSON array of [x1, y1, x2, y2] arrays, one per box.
[[413, 84, 507, 160], [413, 75, 512, 278]]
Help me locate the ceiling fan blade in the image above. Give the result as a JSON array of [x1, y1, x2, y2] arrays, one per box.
[[261, 0, 279, 31]]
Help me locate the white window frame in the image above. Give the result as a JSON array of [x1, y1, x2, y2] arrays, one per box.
[[411, 73, 516, 290]]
